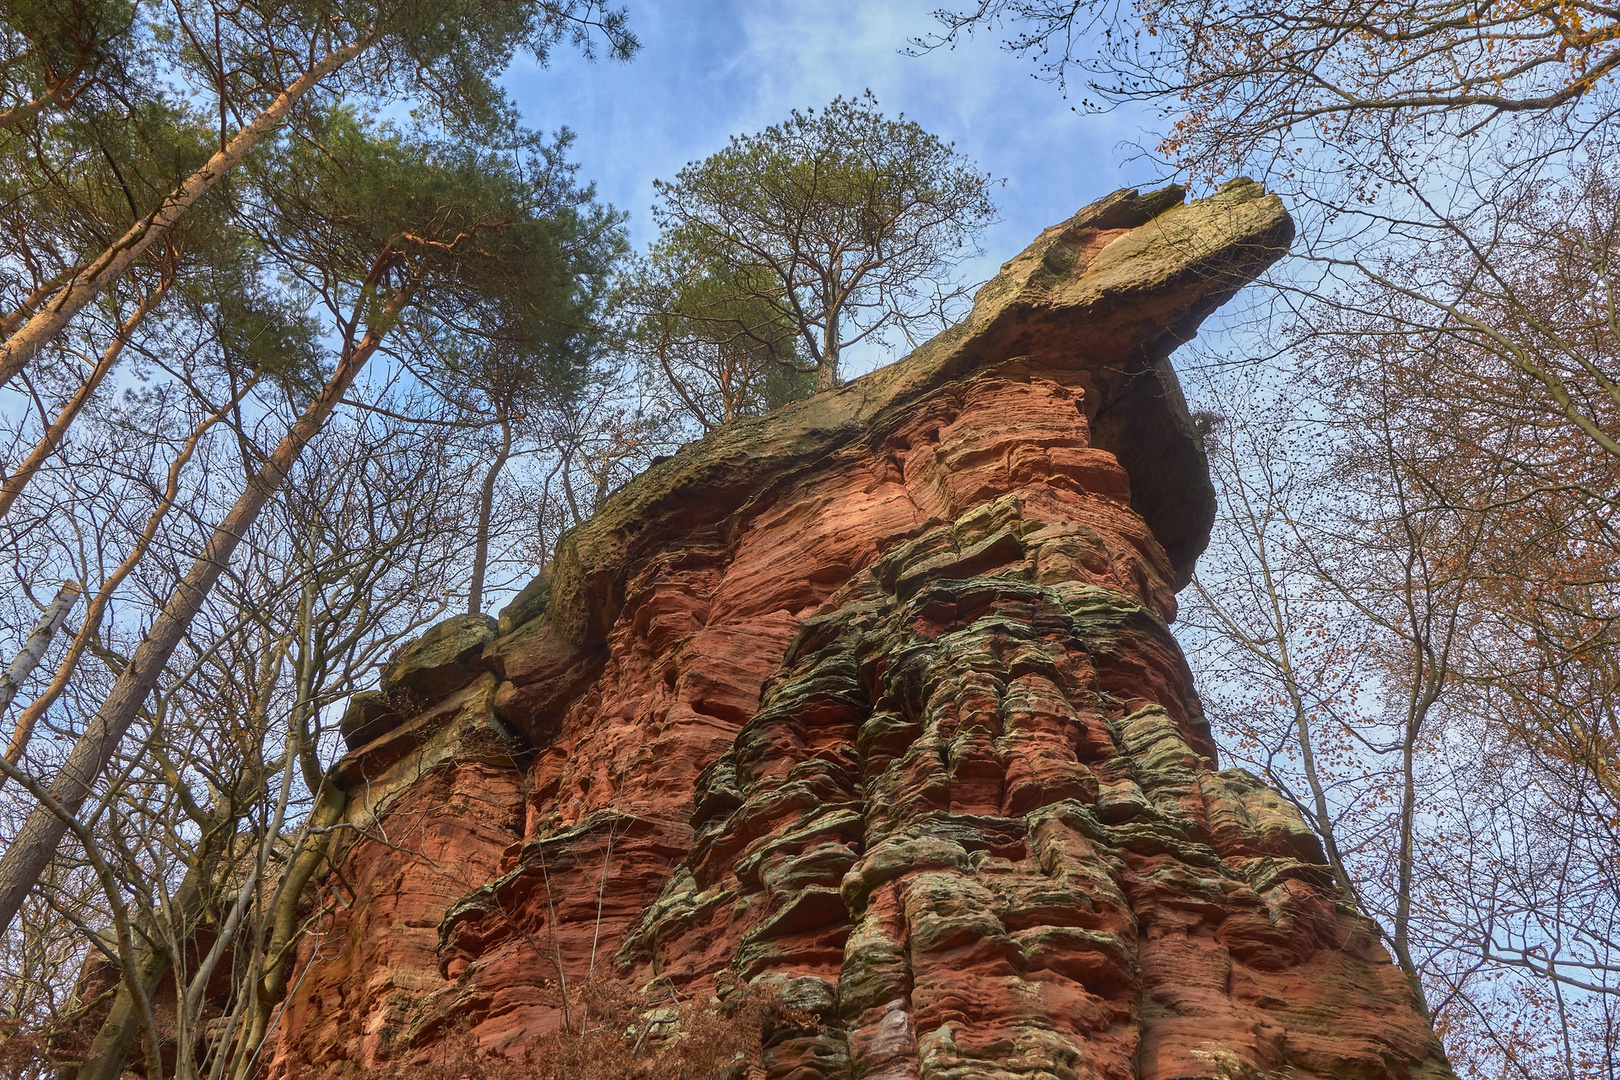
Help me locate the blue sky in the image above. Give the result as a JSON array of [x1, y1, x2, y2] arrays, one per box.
[[503, 0, 1169, 374]]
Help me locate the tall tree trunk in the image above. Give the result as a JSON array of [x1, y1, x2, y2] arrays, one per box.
[[0, 33, 376, 389], [229, 777, 348, 1080], [467, 416, 513, 615], [1392, 702, 1432, 1016], [0, 284, 408, 937]]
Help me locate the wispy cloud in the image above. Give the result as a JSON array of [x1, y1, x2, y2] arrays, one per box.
[[504, 0, 1172, 372]]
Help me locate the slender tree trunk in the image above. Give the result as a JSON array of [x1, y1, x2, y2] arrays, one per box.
[[0, 581, 80, 714], [0, 33, 376, 389], [75, 868, 206, 1080], [1392, 705, 1431, 1015], [0, 278, 170, 521], [229, 776, 347, 1080], [467, 416, 513, 615], [0, 284, 407, 937]]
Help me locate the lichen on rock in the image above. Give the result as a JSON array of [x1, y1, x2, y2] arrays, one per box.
[[264, 182, 1456, 1080]]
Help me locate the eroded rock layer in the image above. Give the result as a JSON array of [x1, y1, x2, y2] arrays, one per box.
[[265, 182, 1455, 1079]]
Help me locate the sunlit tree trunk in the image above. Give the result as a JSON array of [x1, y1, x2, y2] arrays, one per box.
[[0, 276, 171, 521], [0, 33, 375, 389]]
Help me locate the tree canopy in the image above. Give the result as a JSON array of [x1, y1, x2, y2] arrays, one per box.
[[0, 2, 639, 1072], [0, 0, 637, 390], [649, 91, 997, 392]]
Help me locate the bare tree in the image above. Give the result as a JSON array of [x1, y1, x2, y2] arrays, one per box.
[[919, 5, 1620, 1074], [1182, 299, 1620, 1077], [0, 392, 487, 1080], [0, 105, 619, 937]]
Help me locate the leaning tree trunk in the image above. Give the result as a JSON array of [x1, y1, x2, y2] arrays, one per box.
[[0, 581, 80, 715], [0, 33, 375, 389], [0, 285, 408, 936]]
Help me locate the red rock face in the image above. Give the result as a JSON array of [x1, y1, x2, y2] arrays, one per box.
[[268, 759, 524, 1070], [265, 185, 1454, 1079]]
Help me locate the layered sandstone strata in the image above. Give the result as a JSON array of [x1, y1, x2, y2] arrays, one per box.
[[266, 181, 1456, 1079]]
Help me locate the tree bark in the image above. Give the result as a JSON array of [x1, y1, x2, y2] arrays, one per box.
[[0, 581, 80, 714], [0, 284, 406, 937], [467, 416, 513, 615], [229, 776, 348, 1080], [815, 304, 840, 392], [0, 32, 375, 389]]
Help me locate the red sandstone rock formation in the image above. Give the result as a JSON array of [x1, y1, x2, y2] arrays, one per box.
[[265, 181, 1456, 1080]]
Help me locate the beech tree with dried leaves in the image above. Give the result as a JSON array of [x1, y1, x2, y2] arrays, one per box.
[[922, 2, 1620, 1076]]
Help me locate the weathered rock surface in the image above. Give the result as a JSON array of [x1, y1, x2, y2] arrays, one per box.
[[266, 182, 1455, 1079]]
